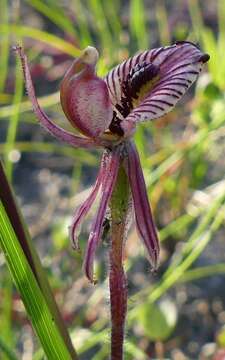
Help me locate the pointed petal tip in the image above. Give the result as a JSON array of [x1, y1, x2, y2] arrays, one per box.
[[148, 246, 160, 271], [175, 41, 210, 63], [68, 225, 80, 251], [83, 250, 98, 284], [199, 53, 210, 63]]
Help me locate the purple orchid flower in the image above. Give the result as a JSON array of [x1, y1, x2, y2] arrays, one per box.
[[14, 42, 209, 285]]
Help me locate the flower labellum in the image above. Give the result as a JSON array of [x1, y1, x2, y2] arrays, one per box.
[[15, 41, 210, 282]]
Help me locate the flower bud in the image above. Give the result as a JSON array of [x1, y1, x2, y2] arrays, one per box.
[[60, 47, 113, 139]]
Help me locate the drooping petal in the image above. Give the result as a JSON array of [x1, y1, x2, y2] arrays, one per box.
[[83, 148, 121, 283], [105, 42, 209, 127], [125, 141, 160, 269], [14, 45, 96, 149], [69, 151, 108, 250], [60, 46, 113, 139]]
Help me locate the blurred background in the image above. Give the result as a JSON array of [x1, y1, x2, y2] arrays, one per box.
[[0, 0, 225, 359]]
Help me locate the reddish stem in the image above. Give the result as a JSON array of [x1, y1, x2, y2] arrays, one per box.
[[109, 166, 130, 360], [109, 221, 127, 360]]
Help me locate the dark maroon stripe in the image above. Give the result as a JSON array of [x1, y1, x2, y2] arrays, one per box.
[[143, 102, 165, 111], [159, 68, 199, 84], [117, 62, 123, 83], [111, 68, 118, 100], [150, 98, 174, 107], [156, 78, 189, 89], [162, 44, 199, 67], [179, 70, 199, 75], [142, 50, 150, 62], [133, 52, 143, 67], [105, 76, 115, 99], [174, 77, 192, 83], [165, 71, 199, 82], [155, 86, 183, 96], [163, 60, 199, 75], [157, 45, 182, 66], [126, 57, 133, 76], [119, 61, 126, 89], [166, 81, 189, 88], [135, 108, 157, 115], [160, 47, 199, 69], [150, 46, 165, 61]]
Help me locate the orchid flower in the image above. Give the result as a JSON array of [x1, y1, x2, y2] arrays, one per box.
[[15, 42, 209, 359]]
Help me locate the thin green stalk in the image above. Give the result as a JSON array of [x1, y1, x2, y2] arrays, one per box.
[[0, 141, 97, 164], [148, 202, 225, 304], [129, 196, 225, 309], [155, 1, 170, 45], [187, 0, 204, 40], [0, 275, 13, 360], [130, 0, 149, 50], [89, 0, 113, 51], [165, 186, 225, 277], [180, 263, 225, 283], [0, 24, 81, 56], [27, 0, 77, 37], [72, 0, 93, 47], [0, 336, 19, 360], [0, 91, 59, 119]]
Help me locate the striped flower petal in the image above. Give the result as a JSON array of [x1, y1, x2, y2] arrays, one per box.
[[69, 151, 108, 250], [105, 41, 209, 127], [83, 148, 120, 283], [125, 141, 160, 269]]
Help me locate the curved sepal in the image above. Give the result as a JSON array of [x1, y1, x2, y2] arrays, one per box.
[[83, 149, 121, 283], [14, 45, 95, 149], [125, 141, 160, 269]]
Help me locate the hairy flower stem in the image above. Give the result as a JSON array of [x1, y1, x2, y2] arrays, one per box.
[[109, 165, 130, 360]]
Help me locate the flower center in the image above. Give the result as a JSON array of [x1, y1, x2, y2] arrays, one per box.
[[109, 62, 160, 136]]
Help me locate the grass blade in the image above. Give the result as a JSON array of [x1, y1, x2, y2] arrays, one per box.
[[130, 0, 149, 50], [0, 24, 81, 56], [0, 161, 78, 359]]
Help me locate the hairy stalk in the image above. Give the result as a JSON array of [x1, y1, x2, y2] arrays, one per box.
[[109, 165, 130, 360]]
